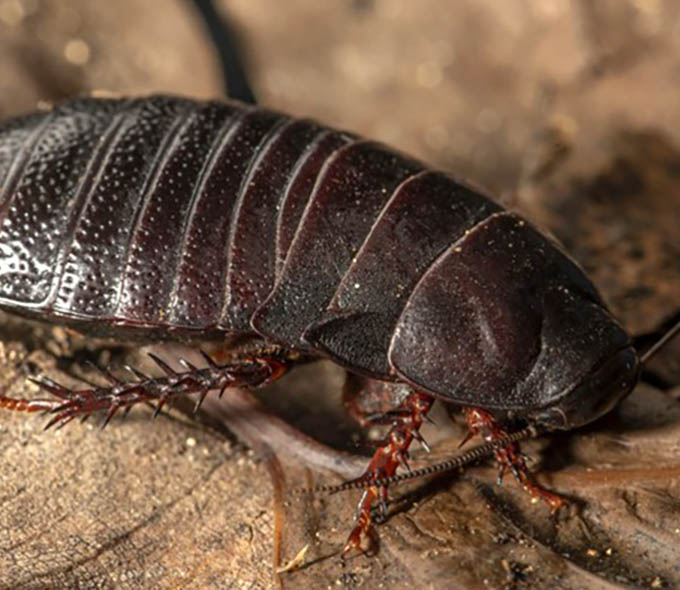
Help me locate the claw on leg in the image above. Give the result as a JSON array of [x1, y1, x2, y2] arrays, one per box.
[[462, 407, 564, 512]]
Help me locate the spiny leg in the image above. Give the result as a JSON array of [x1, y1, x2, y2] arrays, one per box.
[[462, 407, 563, 511], [0, 348, 290, 430], [342, 388, 434, 557]]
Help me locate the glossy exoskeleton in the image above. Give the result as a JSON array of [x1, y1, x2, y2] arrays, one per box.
[[0, 95, 641, 553]]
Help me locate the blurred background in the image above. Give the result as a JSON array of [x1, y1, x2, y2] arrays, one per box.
[[1, 1, 680, 588], [2, 0, 680, 329], [2, 0, 680, 191]]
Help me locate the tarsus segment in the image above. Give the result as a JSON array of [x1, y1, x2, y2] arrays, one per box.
[[0, 351, 289, 430], [0, 396, 56, 413]]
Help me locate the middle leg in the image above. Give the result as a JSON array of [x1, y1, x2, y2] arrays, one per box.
[[340, 375, 434, 556]]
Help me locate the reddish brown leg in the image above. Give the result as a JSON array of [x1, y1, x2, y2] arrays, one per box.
[[0, 349, 290, 430], [342, 390, 434, 557], [462, 407, 563, 511]]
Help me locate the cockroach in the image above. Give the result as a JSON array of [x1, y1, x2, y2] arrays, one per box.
[[0, 95, 677, 556]]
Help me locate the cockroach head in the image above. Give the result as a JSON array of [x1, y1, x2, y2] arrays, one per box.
[[532, 315, 680, 430], [528, 344, 639, 430], [515, 284, 640, 431]]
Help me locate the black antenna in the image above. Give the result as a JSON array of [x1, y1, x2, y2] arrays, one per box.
[[295, 424, 544, 494], [640, 317, 680, 365]]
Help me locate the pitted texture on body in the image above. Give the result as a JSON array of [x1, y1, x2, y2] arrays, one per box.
[[0, 95, 618, 401]]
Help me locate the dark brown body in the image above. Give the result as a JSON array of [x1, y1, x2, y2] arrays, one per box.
[[0, 95, 633, 417]]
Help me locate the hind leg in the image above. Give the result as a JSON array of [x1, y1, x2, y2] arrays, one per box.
[[0, 345, 291, 430]]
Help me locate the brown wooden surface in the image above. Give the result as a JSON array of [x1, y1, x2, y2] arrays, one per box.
[[1, 1, 680, 588]]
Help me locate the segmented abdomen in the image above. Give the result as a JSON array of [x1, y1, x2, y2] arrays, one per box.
[[0, 95, 503, 380]]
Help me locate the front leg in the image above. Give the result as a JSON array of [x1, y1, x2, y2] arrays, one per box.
[[463, 407, 563, 511]]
